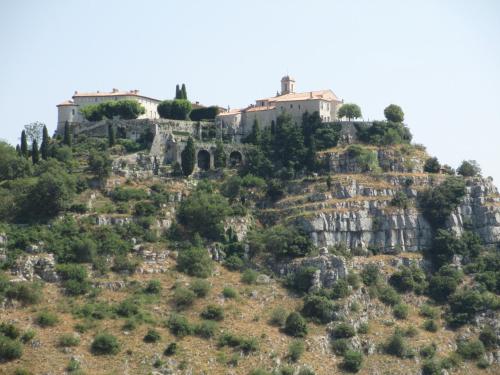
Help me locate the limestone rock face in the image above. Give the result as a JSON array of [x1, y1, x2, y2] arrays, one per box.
[[11, 254, 59, 282]]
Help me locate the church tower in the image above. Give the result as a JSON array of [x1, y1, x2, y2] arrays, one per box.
[[280, 75, 296, 95]]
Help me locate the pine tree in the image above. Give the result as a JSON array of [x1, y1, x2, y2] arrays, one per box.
[[181, 137, 196, 177], [63, 121, 72, 146], [31, 139, 40, 164], [108, 124, 116, 147], [175, 84, 181, 99], [181, 84, 187, 100], [41, 125, 50, 160], [214, 140, 226, 168], [20, 130, 28, 158]]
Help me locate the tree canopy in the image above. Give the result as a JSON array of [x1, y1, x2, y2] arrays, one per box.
[[384, 104, 404, 123], [338, 103, 362, 121]]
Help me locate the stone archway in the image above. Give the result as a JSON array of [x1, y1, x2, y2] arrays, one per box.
[[229, 151, 243, 167], [197, 149, 211, 170]]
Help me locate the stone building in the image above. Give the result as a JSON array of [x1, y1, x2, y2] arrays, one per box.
[[56, 88, 161, 134], [216, 76, 343, 140]]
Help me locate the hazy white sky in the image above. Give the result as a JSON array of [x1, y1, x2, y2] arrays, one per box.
[[1, 0, 499, 181]]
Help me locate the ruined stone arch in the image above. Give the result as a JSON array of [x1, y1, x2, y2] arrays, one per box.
[[197, 149, 211, 170], [229, 150, 243, 167]]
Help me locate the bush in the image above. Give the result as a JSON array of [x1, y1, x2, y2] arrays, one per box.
[[58, 333, 80, 347], [167, 314, 193, 338], [269, 307, 288, 327], [421, 360, 442, 375], [342, 350, 363, 373], [330, 279, 350, 299], [393, 303, 409, 319], [200, 305, 224, 321], [390, 191, 410, 209], [223, 255, 245, 271], [420, 343, 437, 358], [384, 333, 408, 358], [477, 357, 490, 369], [144, 328, 161, 343], [194, 320, 217, 339], [144, 279, 162, 294], [115, 299, 140, 317], [20, 329, 36, 344], [424, 157, 441, 173], [0, 322, 20, 339], [81, 100, 145, 121], [331, 323, 356, 339], [389, 265, 427, 294], [457, 339, 485, 360], [190, 279, 211, 297], [427, 274, 459, 303], [248, 369, 271, 375], [347, 273, 361, 289], [302, 294, 336, 324], [157, 99, 192, 120], [91, 333, 120, 355], [288, 266, 317, 294], [189, 106, 219, 121], [173, 287, 196, 309], [346, 145, 379, 171], [0, 335, 23, 361], [361, 264, 380, 286], [164, 342, 178, 356], [284, 312, 308, 337], [358, 322, 369, 334], [36, 310, 59, 327], [446, 289, 495, 327], [423, 319, 438, 332], [222, 287, 238, 299], [378, 286, 401, 306], [419, 304, 439, 319], [258, 225, 313, 260], [177, 246, 213, 278], [457, 160, 481, 177], [287, 339, 305, 362], [479, 325, 498, 349], [357, 120, 411, 145], [111, 187, 148, 202], [218, 332, 259, 353], [5, 282, 41, 305], [13, 368, 32, 375], [331, 338, 350, 355], [241, 269, 258, 284]]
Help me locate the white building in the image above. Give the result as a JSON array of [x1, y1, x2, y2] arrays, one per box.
[[216, 76, 343, 138], [56, 88, 161, 134]]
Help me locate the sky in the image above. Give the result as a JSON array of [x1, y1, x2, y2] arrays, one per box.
[[1, 0, 499, 181]]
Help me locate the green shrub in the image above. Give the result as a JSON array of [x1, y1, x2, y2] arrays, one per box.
[[284, 312, 308, 337], [0, 322, 20, 339], [269, 307, 288, 327], [164, 342, 178, 356], [287, 339, 305, 362], [241, 269, 258, 284], [115, 299, 140, 317], [421, 359, 442, 375], [0, 335, 22, 361], [357, 323, 369, 334], [13, 368, 32, 375], [331, 323, 356, 339], [479, 325, 498, 349], [218, 332, 259, 353], [393, 303, 409, 319], [190, 279, 211, 297], [190, 106, 219, 121], [378, 286, 401, 306], [111, 187, 148, 202], [36, 310, 59, 327], [66, 358, 80, 372], [166, 314, 193, 338], [477, 357, 490, 369], [342, 350, 363, 373], [200, 305, 224, 321], [331, 338, 350, 355], [456, 339, 485, 360], [222, 287, 238, 299], [288, 266, 317, 294], [361, 264, 380, 286], [389, 265, 427, 294], [347, 273, 361, 289], [58, 333, 80, 347], [111, 255, 139, 274], [420, 343, 437, 359], [297, 367, 315, 375], [419, 304, 439, 319], [424, 157, 441, 173], [346, 145, 379, 171], [423, 319, 438, 332], [5, 282, 41, 305], [173, 287, 196, 309], [390, 191, 410, 209], [446, 289, 495, 327], [144, 328, 161, 343], [248, 369, 271, 375], [223, 255, 245, 271], [457, 160, 481, 177], [301, 294, 336, 324], [144, 279, 162, 294], [91, 332, 120, 355], [20, 329, 36, 343], [194, 320, 217, 339], [384, 333, 408, 358], [356, 120, 412, 145], [177, 246, 213, 278], [331, 279, 350, 299], [157, 99, 192, 120], [258, 225, 313, 259]]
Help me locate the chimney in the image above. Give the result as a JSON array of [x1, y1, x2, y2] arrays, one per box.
[[112, 88, 118, 93]]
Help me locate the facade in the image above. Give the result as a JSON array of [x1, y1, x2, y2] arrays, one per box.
[[216, 76, 343, 139], [56, 89, 161, 134]]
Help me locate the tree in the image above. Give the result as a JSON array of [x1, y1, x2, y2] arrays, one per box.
[[384, 104, 405, 122], [20, 130, 28, 158], [181, 137, 196, 176], [213, 141, 226, 168], [40, 125, 50, 160], [181, 83, 187, 100], [88, 151, 111, 180], [457, 160, 481, 177], [424, 157, 441, 173], [343, 350, 363, 373], [158, 99, 192, 120], [108, 124, 116, 147], [338, 103, 362, 121], [31, 139, 40, 164], [0, 142, 31, 180], [284, 312, 308, 337], [175, 84, 181, 99], [244, 119, 261, 145], [24, 121, 45, 145], [63, 122, 72, 146]]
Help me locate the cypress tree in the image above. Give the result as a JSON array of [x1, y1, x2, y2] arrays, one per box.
[[248, 119, 261, 145], [15, 145, 21, 156], [41, 125, 50, 160], [305, 137, 317, 172], [214, 140, 226, 168], [181, 84, 187, 100], [63, 121, 72, 146], [32, 139, 40, 164], [20, 130, 28, 158], [181, 137, 196, 177], [108, 124, 116, 147], [175, 84, 181, 99]]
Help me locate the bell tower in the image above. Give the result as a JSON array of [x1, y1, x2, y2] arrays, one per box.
[[280, 75, 295, 95]]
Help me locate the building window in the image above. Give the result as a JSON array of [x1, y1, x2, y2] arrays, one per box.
[[71, 109, 75, 115], [290, 104, 293, 108]]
